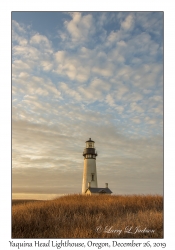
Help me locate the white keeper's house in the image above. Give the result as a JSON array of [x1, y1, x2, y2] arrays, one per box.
[[82, 138, 112, 195]]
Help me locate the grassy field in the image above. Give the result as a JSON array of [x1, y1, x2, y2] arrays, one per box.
[[12, 194, 163, 238], [12, 200, 43, 206]]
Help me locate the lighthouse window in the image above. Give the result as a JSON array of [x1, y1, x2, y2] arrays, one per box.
[[89, 144, 92, 148], [91, 174, 94, 181]]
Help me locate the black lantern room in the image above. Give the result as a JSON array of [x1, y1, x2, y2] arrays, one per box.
[[83, 138, 98, 159]]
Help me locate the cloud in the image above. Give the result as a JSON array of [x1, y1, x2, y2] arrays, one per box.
[[54, 50, 91, 82], [115, 105, 124, 114], [13, 45, 40, 61], [14, 73, 61, 99], [131, 117, 141, 124], [121, 14, 135, 30], [144, 117, 158, 125], [12, 167, 83, 194], [12, 30, 28, 46], [40, 60, 53, 71], [106, 30, 128, 47], [60, 82, 82, 101], [112, 84, 129, 100], [30, 33, 53, 55], [30, 33, 50, 45], [105, 94, 116, 107], [92, 64, 114, 77], [64, 12, 94, 43], [136, 12, 163, 38], [130, 102, 144, 113], [18, 72, 30, 79], [12, 20, 26, 33], [12, 59, 31, 71]]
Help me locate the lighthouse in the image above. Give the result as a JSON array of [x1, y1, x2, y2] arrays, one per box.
[[82, 138, 113, 195], [82, 138, 98, 194]]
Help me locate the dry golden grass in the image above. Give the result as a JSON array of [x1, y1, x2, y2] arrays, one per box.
[[12, 194, 163, 238], [12, 200, 42, 206]]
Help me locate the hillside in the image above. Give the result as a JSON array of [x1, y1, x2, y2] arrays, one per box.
[[12, 200, 44, 206], [12, 194, 163, 238]]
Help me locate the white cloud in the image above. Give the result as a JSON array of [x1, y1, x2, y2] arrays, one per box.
[[129, 93, 143, 102], [117, 40, 127, 47], [115, 105, 124, 114], [106, 30, 128, 47], [105, 91, 125, 114], [130, 102, 144, 113], [149, 95, 162, 102], [60, 82, 82, 101], [12, 30, 28, 46], [12, 85, 17, 95], [18, 72, 30, 79], [64, 12, 94, 43], [151, 105, 163, 115], [12, 59, 31, 72], [121, 14, 135, 30], [107, 31, 118, 44], [30, 33, 51, 48], [55, 50, 65, 62], [112, 84, 129, 100], [131, 117, 141, 124], [145, 117, 157, 125], [105, 94, 116, 107], [54, 50, 91, 82], [92, 66, 113, 77], [90, 78, 110, 92], [13, 45, 40, 60], [40, 60, 53, 71], [136, 12, 163, 38], [12, 20, 26, 33]]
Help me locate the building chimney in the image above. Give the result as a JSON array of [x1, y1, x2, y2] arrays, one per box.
[[88, 182, 91, 188], [105, 183, 108, 188]]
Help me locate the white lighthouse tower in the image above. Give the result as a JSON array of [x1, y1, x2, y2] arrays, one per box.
[[82, 138, 98, 194]]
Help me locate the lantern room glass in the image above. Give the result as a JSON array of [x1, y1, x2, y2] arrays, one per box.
[[86, 141, 94, 148]]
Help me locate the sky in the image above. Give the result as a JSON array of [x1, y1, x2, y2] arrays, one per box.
[[12, 11, 163, 199]]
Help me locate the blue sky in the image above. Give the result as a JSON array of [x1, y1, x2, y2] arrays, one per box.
[[12, 12, 163, 199]]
